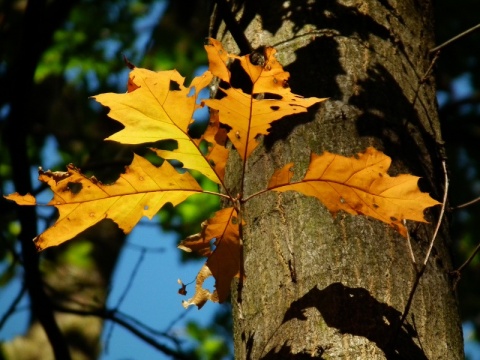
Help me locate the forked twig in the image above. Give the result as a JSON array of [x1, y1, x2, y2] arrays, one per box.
[[391, 160, 449, 347], [54, 305, 189, 359], [451, 242, 480, 289], [456, 242, 480, 274]]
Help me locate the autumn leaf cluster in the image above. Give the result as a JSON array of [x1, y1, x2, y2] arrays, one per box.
[[6, 38, 439, 308]]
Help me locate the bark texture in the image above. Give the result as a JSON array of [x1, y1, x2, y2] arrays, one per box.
[[212, 0, 464, 359]]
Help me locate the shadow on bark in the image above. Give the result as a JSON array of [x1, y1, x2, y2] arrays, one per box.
[[261, 344, 327, 360], [351, 62, 443, 195], [278, 283, 427, 360]]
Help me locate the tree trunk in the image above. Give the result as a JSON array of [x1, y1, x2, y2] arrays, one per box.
[[212, 1, 464, 358]]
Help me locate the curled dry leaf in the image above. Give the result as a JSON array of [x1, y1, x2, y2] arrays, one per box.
[[179, 207, 242, 308]]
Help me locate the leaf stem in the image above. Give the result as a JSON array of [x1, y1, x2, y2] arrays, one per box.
[[242, 188, 271, 203], [25, 189, 232, 207]]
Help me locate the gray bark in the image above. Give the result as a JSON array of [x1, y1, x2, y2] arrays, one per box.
[[212, 0, 464, 359]]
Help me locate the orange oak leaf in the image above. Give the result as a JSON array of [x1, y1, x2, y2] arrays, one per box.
[[204, 38, 327, 161], [267, 147, 440, 237], [196, 110, 229, 182], [92, 68, 225, 184], [204, 38, 230, 83], [6, 155, 203, 250], [178, 207, 241, 308]]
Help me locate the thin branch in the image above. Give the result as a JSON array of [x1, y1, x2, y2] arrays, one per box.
[[452, 196, 480, 210], [164, 307, 192, 334], [453, 242, 480, 278], [423, 160, 449, 266], [0, 283, 27, 330], [390, 160, 449, 347], [420, 51, 440, 83], [54, 305, 190, 360], [430, 23, 480, 53], [124, 241, 166, 253], [104, 248, 146, 352], [115, 310, 177, 341], [389, 267, 425, 347], [403, 220, 417, 268]]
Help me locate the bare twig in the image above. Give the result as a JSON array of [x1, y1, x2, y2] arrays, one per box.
[[420, 51, 440, 83], [390, 268, 425, 346], [54, 305, 190, 360], [452, 196, 480, 210], [430, 23, 480, 53], [423, 160, 449, 266], [391, 160, 449, 347], [403, 220, 417, 268], [454, 244, 480, 273], [124, 241, 166, 253], [104, 248, 146, 353], [164, 307, 192, 333]]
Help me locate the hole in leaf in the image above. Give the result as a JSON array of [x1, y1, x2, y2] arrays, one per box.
[[67, 182, 83, 194], [231, 217, 238, 225], [263, 92, 282, 100], [169, 80, 181, 91], [390, 216, 398, 221], [202, 275, 215, 293], [230, 59, 253, 94], [270, 105, 280, 111], [216, 88, 228, 100]]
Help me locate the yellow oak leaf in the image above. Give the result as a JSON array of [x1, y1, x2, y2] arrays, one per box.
[[203, 38, 327, 161], [179, 207, 241, 308], [93, 67, 224, 184], [267, 147, 440, 236], [6, 155, 202, 250]]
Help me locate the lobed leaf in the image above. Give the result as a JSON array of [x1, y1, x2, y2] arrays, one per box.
[[93, 67, 224, 184], [6, 155, 203, 250], [203, 38, 327, 161], [267, 147, 440, 236]]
